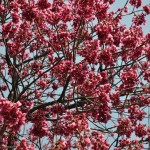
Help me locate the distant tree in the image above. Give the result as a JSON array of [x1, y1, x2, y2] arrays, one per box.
[[0, 0, 150, 149]]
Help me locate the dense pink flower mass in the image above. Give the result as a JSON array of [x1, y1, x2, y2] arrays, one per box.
[[0, 98, 26, 133], [0, 0, 150, 149]]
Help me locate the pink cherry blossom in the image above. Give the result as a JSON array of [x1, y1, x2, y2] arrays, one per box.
[[0, 0, 150, 149]]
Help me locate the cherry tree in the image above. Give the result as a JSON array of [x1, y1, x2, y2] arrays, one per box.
[[0, 0, 150, 149]]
